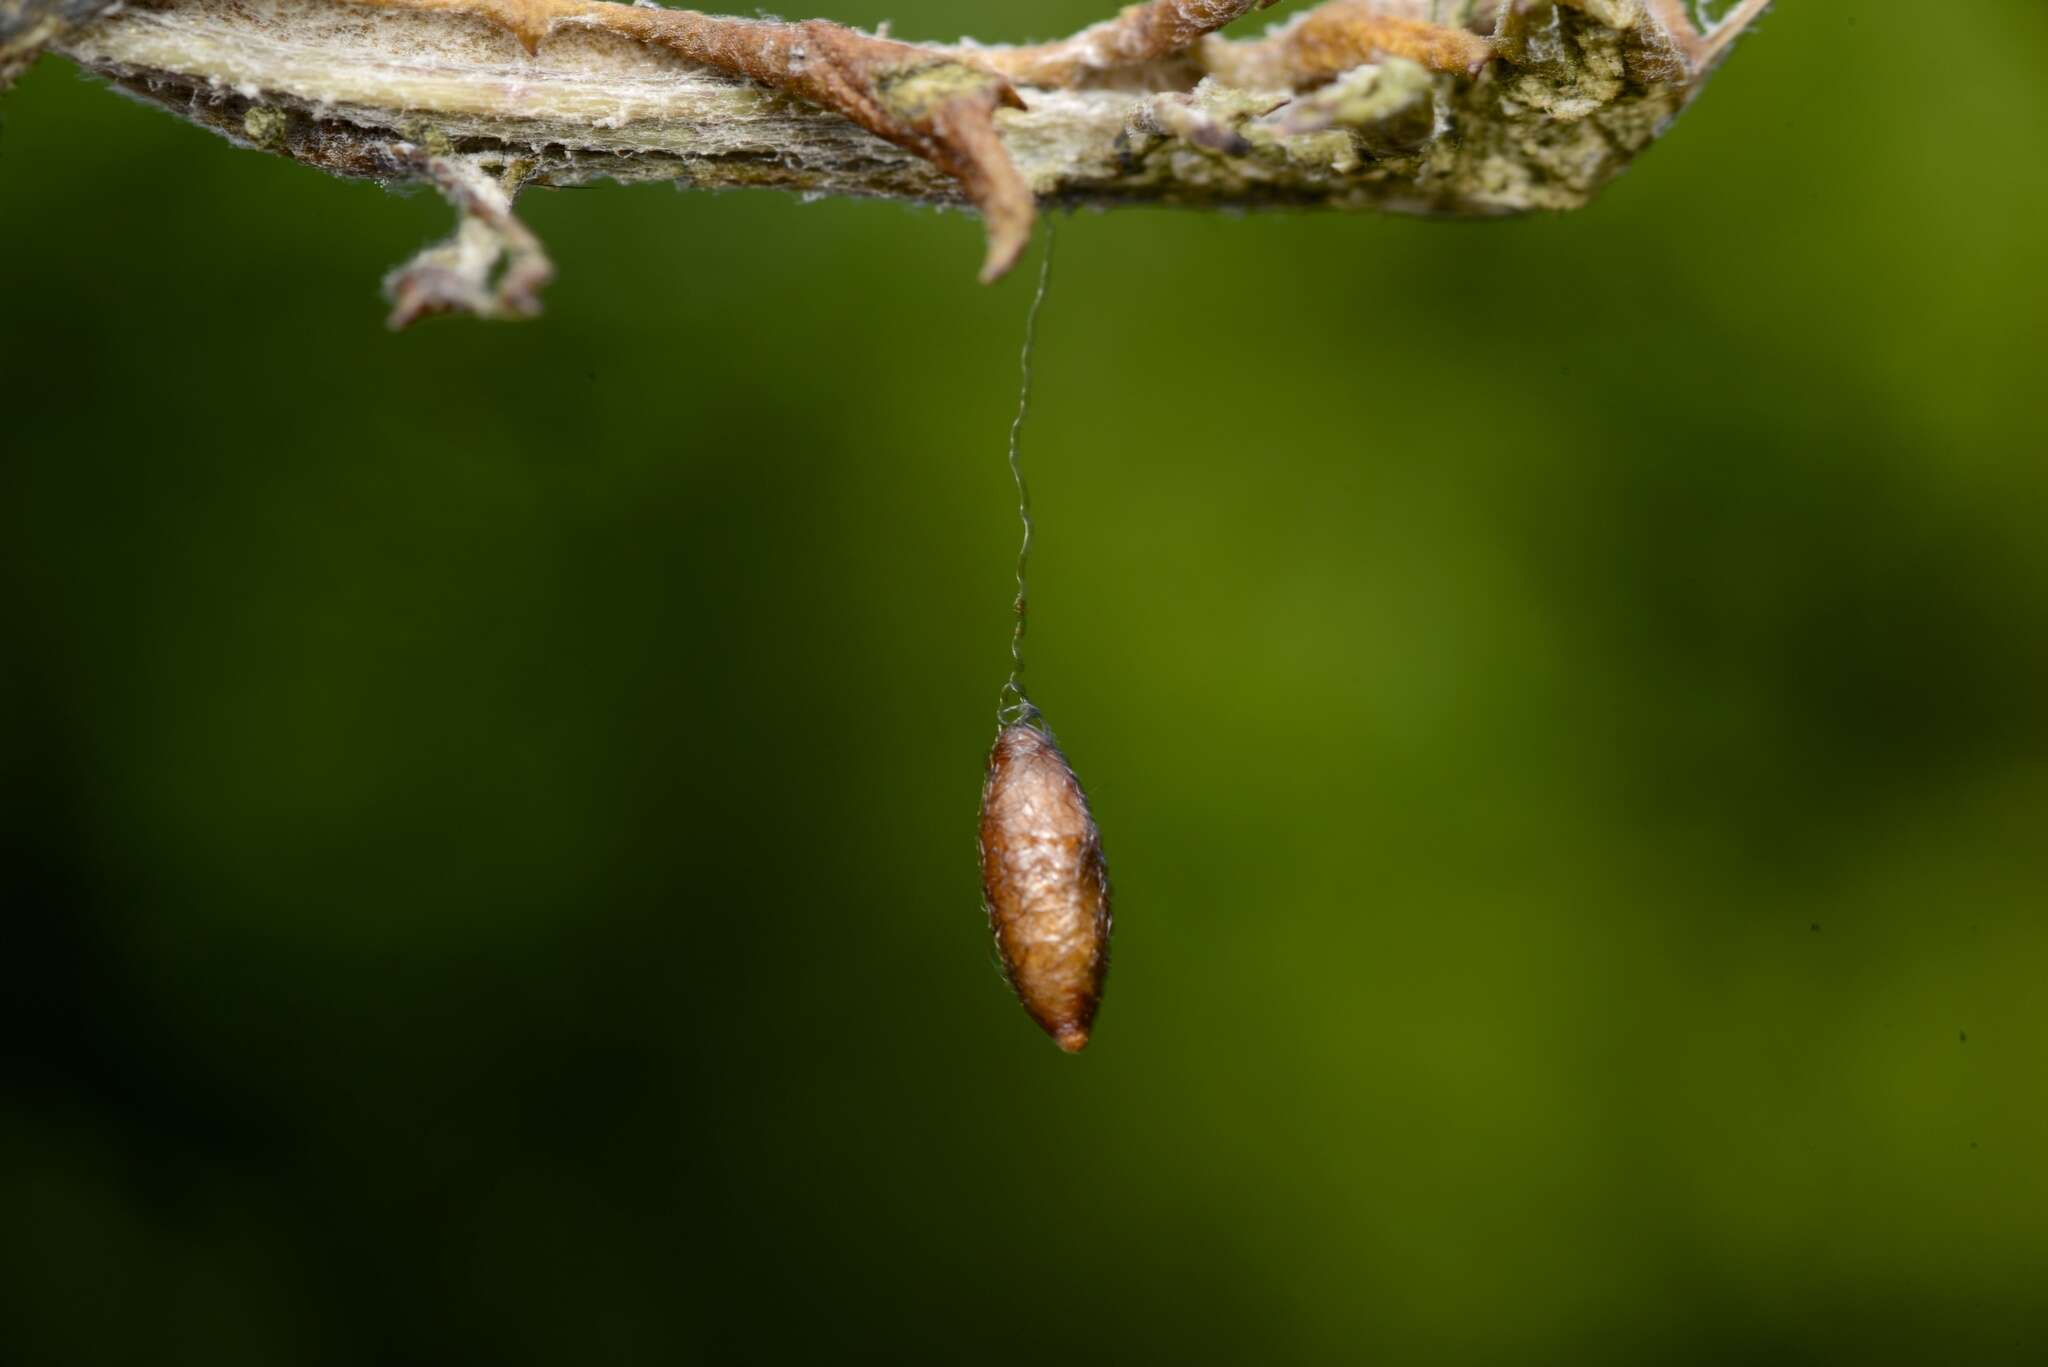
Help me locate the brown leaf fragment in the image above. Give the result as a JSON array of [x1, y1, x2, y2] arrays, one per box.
[[1207, 3, 1495, 91], [983, 0, 1281, 88], [356, 0, 560, 52]]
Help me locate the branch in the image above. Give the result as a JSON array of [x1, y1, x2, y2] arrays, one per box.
[[21, 0, 1771, 322]]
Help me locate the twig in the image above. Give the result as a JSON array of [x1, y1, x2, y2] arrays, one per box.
[[20, 0, 1773, 322]]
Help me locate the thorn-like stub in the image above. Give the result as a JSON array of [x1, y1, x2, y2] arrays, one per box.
[[980, 722, 1112, 1051], [871, 58, 1035, 282], [907, 82, 1034, 283], [976, 202, 1035, 286]]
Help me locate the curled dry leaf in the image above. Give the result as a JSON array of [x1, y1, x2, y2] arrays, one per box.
[[382, 153, 554, 328]]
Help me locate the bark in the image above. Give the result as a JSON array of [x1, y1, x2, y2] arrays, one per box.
[[1, 0, 118, 85], [8, 0, 1772, 322]]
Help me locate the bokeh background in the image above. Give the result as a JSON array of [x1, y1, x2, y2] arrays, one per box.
[[4, 1, 2046, 1361]]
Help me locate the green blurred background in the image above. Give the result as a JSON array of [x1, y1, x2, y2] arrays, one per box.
[[4, 2, 2045, 1361]]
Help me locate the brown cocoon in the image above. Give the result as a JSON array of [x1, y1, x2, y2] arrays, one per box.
[[978, 722, 1112, 1052]]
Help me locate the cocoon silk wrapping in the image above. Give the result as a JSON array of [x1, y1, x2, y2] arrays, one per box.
[[979, 722, 1112, 1052]]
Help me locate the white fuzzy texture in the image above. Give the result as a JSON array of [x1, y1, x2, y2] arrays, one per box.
[[46, 0, 1757, 303], [58, 0, 1138, 189]]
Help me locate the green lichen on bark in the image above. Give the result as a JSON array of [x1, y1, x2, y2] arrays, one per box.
[[1446, 7, 1693, 211]]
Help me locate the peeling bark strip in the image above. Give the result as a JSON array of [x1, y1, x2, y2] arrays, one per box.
[[33, 0, 1772, 321], [980, 723, 1112, 1053]]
